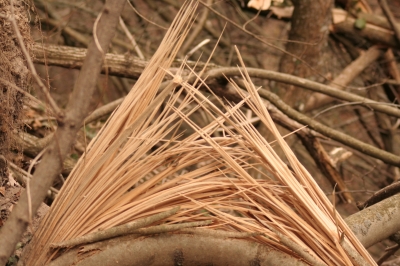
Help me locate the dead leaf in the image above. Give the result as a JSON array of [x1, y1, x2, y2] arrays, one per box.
[[32, 119, 43, 130], [248, 0, 284, 11], [8, 173, 18, 187], [270, 6, 294, 19], [332, 8, 347, 24], [247, 0, 272, 10], [329, 147, 353, 167], [25, 109, 37, 118]]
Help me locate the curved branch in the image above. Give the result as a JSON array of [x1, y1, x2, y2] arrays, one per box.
[[304, 46, 383, 111], [48, 234, 310, 266], [206, 67, 400, 119], [32, 45, 400, 119], [357, 181, 400, 209], [345, 193, 400, 248], [258, 88, 400, 166], [23, 58, 400, 168], [201, 69, 400, 167]]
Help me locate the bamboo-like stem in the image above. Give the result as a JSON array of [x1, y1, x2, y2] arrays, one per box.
[[51, 207, 181, 248]]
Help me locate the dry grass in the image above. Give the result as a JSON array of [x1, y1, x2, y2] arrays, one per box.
[[25, 1, 375, 265]]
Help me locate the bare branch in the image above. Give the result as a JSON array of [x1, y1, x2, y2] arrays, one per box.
[[180, 0, 212, 56], [206, 67, 400, 119], [119, 17, 144, 59], [378, 0, 400, 45], [334, 17, 398, 48], [305, 46, 383, 111], [346, 193, 400, 248], [257, 87, 400, 166], [358, 181, 400, 210], [32, 44, 400, 119], [51, 207, 181, 248], [192, 71, 400, 166], [48, 234, 311, 266]]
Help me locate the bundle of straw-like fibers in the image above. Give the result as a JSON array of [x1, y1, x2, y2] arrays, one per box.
[[23, 1, 375, 265]]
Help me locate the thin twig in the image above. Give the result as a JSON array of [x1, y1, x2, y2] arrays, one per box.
[[198, 0, 328, 81], [357, 181, 400, 210], [84, 97, 124, 124], [378, 0, 400, 45], [31, 46, 400, 119], [207, 67, 400, 119], [180, 228, 262, 238], [119, 17, 144, 59], [132, 220, 212, 235], [38, 17, 90, 46], [257, 88, 400, 166], [0, 77, 48, 111], [16, 98, 124, 160], [29, 42, 400, 167], [180, 0, 212, 56], [377, 244, 400, 265], [3, 155, 59, 195], [305, 46, 383, 111], [354, 108, 383, 149], [192, 71, 400, 166], [37, 0, 133, 51], [295, 129, 354, 203], [126, 0, 169, 30], [54, 0, 98, 17]]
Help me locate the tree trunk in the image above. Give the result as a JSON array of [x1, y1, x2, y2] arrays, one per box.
[[275, 0, 333, 110]]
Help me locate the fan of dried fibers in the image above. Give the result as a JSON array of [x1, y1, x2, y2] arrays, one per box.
[[22, 1, 375, 265]]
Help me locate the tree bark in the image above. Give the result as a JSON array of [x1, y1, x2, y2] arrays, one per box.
[[276, 0, 333, 109], [0, 0, 126, 264], [0, 0, 32, 183], [48, 234, 310, 266], [346, 193, 400, 248]]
